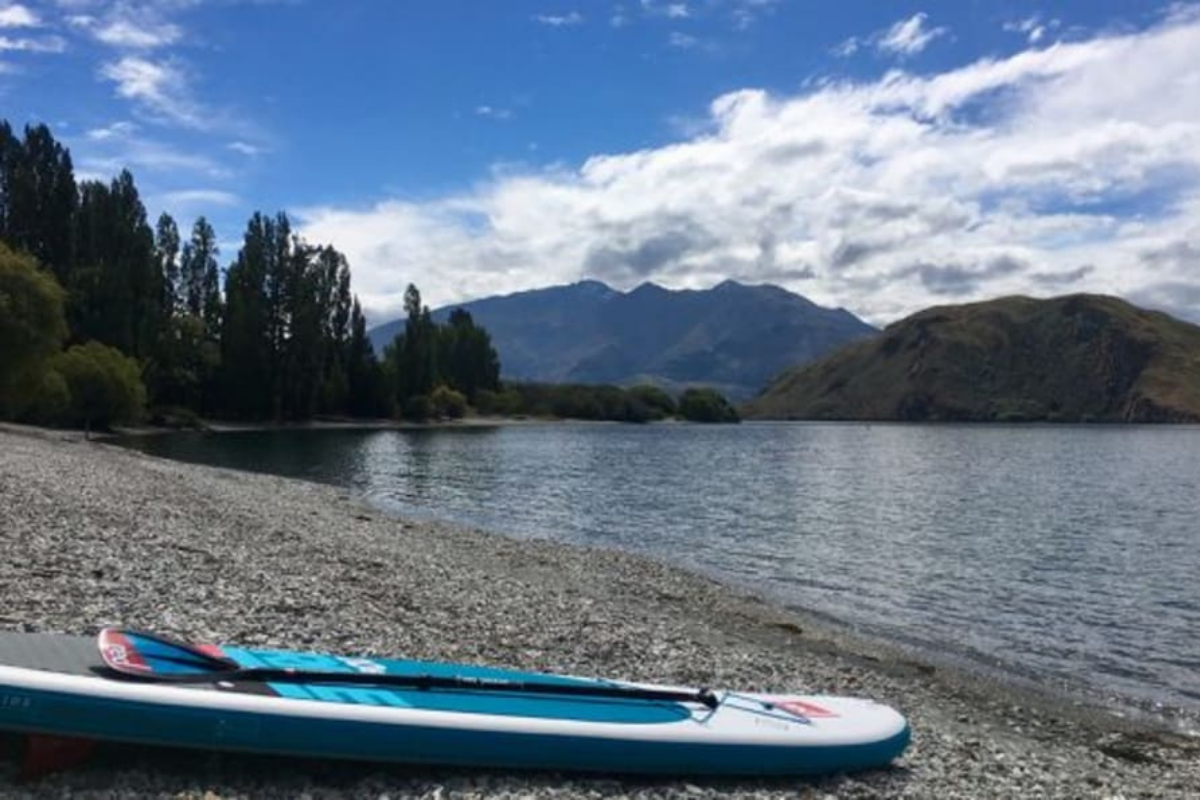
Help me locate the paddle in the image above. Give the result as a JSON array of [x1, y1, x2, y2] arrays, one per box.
[[97, 628, 721, 710]]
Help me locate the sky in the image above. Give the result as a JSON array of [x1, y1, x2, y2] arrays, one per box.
[[2, 1, 1199, 326]]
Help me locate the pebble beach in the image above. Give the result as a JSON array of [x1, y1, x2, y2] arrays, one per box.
[[1, 425, 1197, 798]]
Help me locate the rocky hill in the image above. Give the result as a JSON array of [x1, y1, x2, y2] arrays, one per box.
[[742, 294, 1200, 422]]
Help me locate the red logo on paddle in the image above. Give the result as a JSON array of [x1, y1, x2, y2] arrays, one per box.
[[98, 629, 151, 672]]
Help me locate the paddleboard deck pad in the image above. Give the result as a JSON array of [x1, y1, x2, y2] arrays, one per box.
[[0, 630, 909, 776]]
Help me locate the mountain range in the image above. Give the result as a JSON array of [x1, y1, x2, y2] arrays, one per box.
[[369, 280, 876, 400], [742, 294, 1200, 423]]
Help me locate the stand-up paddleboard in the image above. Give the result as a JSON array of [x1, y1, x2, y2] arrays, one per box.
[[0, 629, 909, 776]]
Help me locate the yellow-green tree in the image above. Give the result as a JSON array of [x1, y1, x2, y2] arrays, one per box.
[[0, 244, 67, 417], [52, 341, 146, 433]]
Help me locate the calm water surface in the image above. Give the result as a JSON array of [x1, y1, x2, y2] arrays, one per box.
[[119, 423, 1200, 729]]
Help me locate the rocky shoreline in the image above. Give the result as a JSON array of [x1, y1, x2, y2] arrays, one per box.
[[1, 426, 1197, 798]]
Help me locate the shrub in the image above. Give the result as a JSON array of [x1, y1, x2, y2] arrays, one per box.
[[677, 387, 740, 423], [628, 384, 676, 419], [403, 394, 432, 421], [28, 368, 71, 424], [52, 341, 147, 432], [430, 384, 467, 419]]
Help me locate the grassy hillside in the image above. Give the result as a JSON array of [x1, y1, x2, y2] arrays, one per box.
[[742, 294, 1200, 423]]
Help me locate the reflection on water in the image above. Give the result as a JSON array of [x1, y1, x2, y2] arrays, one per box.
[[119, 422, 1200, 726]]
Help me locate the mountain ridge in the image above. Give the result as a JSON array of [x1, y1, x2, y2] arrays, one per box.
[[369, 280, 876, 400]]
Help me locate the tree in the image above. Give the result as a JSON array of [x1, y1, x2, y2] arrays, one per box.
[[155, 212, 181, 314], [390, 283, 439, 414], [145, 313, 220, 410], [0, 123, 76, 283], [439, 308, 500, 403], [345, 298, 385, 417], [219, 213, 272, 418], [0, 244, 67, 417], [629, 384, 676, 419], [430, 384, 467, 419], [72, 171, 160, 359], [180, 217, 218, 318], [52, 341, 146, 433], [677, 387, 740, 423]]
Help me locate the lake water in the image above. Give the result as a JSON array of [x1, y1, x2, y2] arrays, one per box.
[[117, 422, 1200, 731]]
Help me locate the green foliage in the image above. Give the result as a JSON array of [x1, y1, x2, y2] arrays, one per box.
[[71, 171, 161, 359], [386, 289, 501, 414], [429, 384, 467, 419], [678, 387, 740, 423], [145, 313, 220, 409], [0, 244, 67, 417], [0, 118, 442, 426], [475, 387, 524, 416], [628, 384, 677, 419], [499, 383, 656, 422], [28, 368, 71, 424], [438, 308, 501, 402], [346, 298, 387, 418], [155, 213, 181, 313], [52, 341, 146, 430], [0, 123, 77, 283], [403, 394, 432, 421]]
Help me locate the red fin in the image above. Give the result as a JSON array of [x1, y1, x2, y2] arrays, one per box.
[[20, 735, 96, 781]]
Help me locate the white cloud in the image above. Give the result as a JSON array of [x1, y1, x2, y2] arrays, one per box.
[[159, 188, 240, 208], [86, 119, 137, 140], [831, 36, 858, 57], [475, 105, 513, 121], [297, 8, 1200, 326], [94, 18, 182, 48], [667, 31, 697, 49], [532, 12, 582, 27], [0, 34, 66, 52], [0, 3, 39, 28], [877, 12, 947, 56], [834, 12, 948, 59], [664, 3, 689, 19], [227, 140, 264, 156], [99, 56, 208, 128], [731, 0, 779, 30], [1005, 15, 1059, 45], [76, 136, 230, 180]]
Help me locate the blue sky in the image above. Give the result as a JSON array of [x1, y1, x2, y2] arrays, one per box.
[[2, 1, 1198, 325]]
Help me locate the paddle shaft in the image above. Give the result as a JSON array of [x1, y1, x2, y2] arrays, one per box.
[[100, 628, 721, 710], [117, 666, 721, 708]]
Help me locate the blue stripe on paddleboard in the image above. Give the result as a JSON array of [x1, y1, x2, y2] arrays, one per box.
[[0, 683, 911, 776], [220, 646, 691, 724]]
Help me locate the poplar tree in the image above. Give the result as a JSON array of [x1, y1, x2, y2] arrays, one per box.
[[155, 213, 181, 313]]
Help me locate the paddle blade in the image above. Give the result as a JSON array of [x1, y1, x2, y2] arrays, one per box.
[[98, 628, 238, 677]]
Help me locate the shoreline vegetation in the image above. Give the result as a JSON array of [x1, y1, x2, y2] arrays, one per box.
[[2, 424, 1198, 797], [0, 120, 739, 438]]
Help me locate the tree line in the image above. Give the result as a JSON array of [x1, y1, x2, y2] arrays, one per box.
[[0, 120, 737, 430], [0, 120, 500, 429]]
